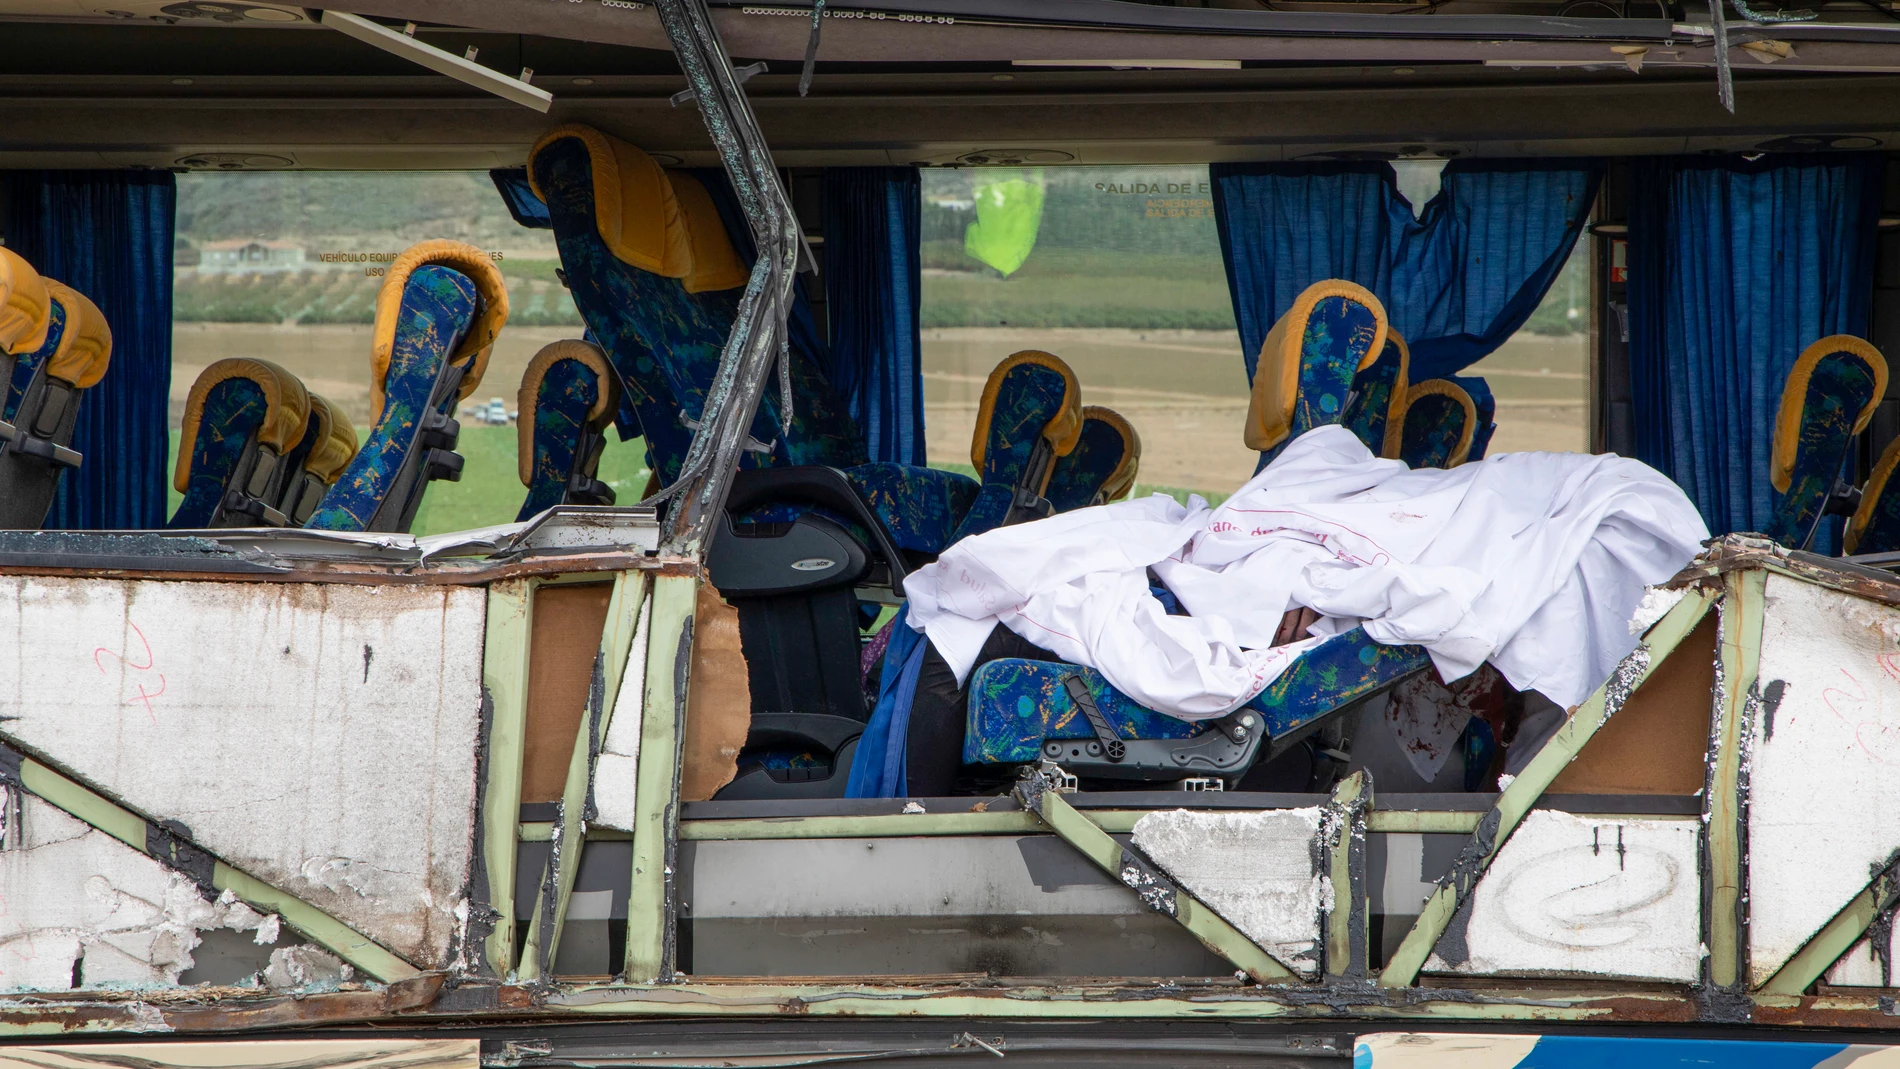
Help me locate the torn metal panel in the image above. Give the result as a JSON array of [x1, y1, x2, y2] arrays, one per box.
[[1423, 811, 1702, 982], [0, 796, 283, 991], [0, 577, 484, 967], [1748, 573, 1900, 988], [0, 1039, 477, 1069], [1130, 808, 1329, 977]]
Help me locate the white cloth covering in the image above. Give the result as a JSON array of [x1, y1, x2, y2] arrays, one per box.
[[903, 426, 1708, 720]]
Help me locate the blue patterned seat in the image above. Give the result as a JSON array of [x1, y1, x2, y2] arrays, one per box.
[[275, 394, 358, 527], [306, 240, 508, 534], [516, 339, 622, 520], [950, 350, 1083, 541], [1341, 329, 1409, 458], [1394, 378, 1481, 469], [1045, 406, 1140, 512], [963, 628, 1432, 784], [169, 358, 310, 529], [0, 276, 111, 529], [1246, 279, 1388, 467], [529, 124, 983, 552], [1765, 335, 1886, 550], [1451, 375, 1498, 461]]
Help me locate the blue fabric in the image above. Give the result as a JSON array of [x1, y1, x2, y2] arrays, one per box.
[[964, 628, 1431, 766], [1628, 153, 1883, 553], [846, 606, 927, 798], [951, 358, 1075, 542], [843, 462, 980, 554], [1450, 374, 1498, 460], [822, 168, 926, 466], [306, 265, 479, 531], [167, 377, 267, 529], [1, 170, 174, 530], [517, 353, 607, 521], [1354, 1035, 1851, 1069], [1045, 414, 1133, 512], [6, 298, 65, 424], [1258, 293, 1386, 467], [1342, 334, 1406, 455], [489, 167, 552, 229], [1211, 159, 1600, 384]]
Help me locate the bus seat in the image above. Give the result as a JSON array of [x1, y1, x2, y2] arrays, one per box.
[[1394, 378, 1480, 469], [1764, 334, 1886, 550], [1045, 405, 1141, 512], [948, 350, 1083, 541], [0, 248, 51, 360], [527, 124, 864, 484], [0, 279, 110, 529], [169, 357, 311, 528], [1245, 279, 1388, 466], [516, 338, 622, 520], [1847, 434, 1900, 555], [1342, 329, 1409, 459], [275, 394, 358, 527], [1451, 374, 1498, 460], [963, 628, 1432, 787], [305, 240, 507, 533]]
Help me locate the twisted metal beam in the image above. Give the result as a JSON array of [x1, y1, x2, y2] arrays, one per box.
[[649, 0, 808, 557]]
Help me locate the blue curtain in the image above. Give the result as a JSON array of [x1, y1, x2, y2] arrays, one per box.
[[1211, 159, 1602, 383], [2, 170, 174, 529], [822, 168, 925, 466], [1627, 153, 1883, 550]]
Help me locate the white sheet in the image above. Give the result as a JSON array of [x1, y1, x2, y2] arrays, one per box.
[[904, 426, 1708, 719]]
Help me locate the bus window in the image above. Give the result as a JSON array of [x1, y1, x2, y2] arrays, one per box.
[[922, 165, 1250, 503], [920, 165, 1590, 507], [169, 170, 650, 535]]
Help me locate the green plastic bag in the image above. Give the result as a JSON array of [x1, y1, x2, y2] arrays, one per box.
[[964, 179, 1045, 277]]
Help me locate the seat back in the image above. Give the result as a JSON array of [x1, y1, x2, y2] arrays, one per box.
[[1246, 279, 1388, 465], [305, 241, 507, 533], [1341, 329, 1409, 459], [516, 339, 622, 520], [962, 628, 1431, 783], [1394, 378, 1480, 469], [1765, 334, 1887, 549], [527, 124, 864, 487], [950, 350, 1083, 541], [0, 278, 110, 529], [1453, 375, 1498, 461], [275, 394, 358, 527], [1044, 405, 1141, 512], [169, 358, 310, 528]]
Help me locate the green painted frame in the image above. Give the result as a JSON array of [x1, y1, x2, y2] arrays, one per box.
[[13, 752, 420, 983]]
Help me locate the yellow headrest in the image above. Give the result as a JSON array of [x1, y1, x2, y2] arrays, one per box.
[[1772, 334, 1888, 495], [39, 282, 112, 389], [175, 358, 312, 494], [302, 393, 359, 486], [0, 248, 52, 356], [1376, 329, 1411, 460], [972, 350, 1084, 473], [1244, 280, 1388, 454], [368, 239, 510, 424], [1082, 405, 1142, 503], [1847, 434, 1900, 555], [666, 171, 751, 294], [528, 124, 693, 279], [516, 339, 621, 487], [1398, 378, 1479, 469]]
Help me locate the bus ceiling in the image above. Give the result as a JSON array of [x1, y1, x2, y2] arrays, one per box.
[[2, 0, 1900, 166]]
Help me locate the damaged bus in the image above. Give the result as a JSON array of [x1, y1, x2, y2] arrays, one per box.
[[6, 0, 1900, 1066]]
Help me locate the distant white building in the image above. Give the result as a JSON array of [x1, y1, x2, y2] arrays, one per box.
[[197, 239, 305, 274]]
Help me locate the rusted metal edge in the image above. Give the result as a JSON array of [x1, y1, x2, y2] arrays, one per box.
[[1671, 534, 1900, 607], [0, 554, 696, 588], [0, 973, 444, 1034], [1323, 771, 1371, 982]]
